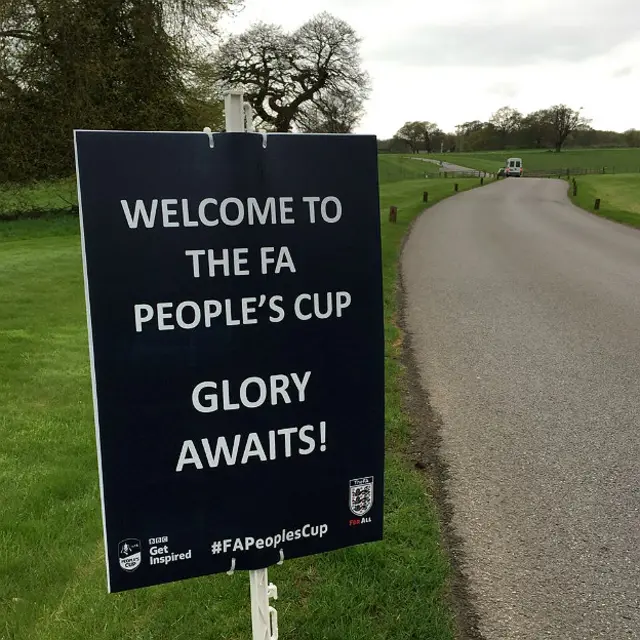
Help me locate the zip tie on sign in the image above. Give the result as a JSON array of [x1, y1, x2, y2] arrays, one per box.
[[250, 131, 268, 148], [202, 127, 215, 149], [277, 549, 284, 565], [227, 557, 236, 575]]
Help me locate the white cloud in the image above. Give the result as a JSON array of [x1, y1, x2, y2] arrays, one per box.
[[217, 0, 640, 137]]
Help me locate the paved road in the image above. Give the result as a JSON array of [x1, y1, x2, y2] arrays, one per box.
[[417, 157, 488, 175], [402, 178, 640, 639]]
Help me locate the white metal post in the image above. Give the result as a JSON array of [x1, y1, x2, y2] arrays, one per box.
[[249, 568, 278, 640], [221, 88, 277, 640], [224, 89, 246, 132]]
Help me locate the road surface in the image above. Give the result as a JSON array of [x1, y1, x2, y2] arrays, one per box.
[[413, 157, 488, 175], [401, 178, 640, 639]]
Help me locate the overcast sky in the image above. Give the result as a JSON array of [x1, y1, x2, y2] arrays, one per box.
[[219, 0, 640, 138]]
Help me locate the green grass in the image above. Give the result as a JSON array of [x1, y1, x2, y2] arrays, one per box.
[[568, 174, 640, 228], [378, 154, 441, 183], [0, 174, 491, 640], [0, 178, 77, 218], [422, 148, 640, 174]]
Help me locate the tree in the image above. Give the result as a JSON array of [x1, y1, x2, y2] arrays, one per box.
[[393, 121, 441, 153], [490, 106, 522, 132], [544, 105, 590, 152], [624, 129, 640, 147], [420, 121, 440, 153], [0, 0, 239, 181], [214, 12, 370, 133], [294, 87, 365, 133], [519, 110, 551, 149], [395, 122, 424, 153], [490, 106, 522, 147]]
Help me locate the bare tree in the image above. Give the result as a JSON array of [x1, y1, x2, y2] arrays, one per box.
[[214, 12, 370, 132], [294, 86, 368, 133]]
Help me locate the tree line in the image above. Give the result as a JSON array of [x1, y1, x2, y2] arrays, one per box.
[[0, 1, 368, 183], [382, 106, 640, 154]]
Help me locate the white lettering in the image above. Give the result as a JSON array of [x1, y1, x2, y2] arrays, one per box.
[[220, 198, 244, 226], [121, 199, 157, 228], [248, 197, 276, 225], [185, 249, 205, 278], [268, 296, 285, 323], [161, 199, 179, 227], [298, 425, 316, 454], [320, 196, 342, 223], [291, 371, 311, 402], [278, 427, 297, 458], [192, 381, 217, 413], [279, 197, 294, 224], [176, 301, 201, 329], [134, 304, 154, 332], [198, 198, 218, 226], [303, 196, 320, 223], [201, 435, 241, 467], [275, 246, 296, 274], [260, 247, 275, 274], [242, 433, 268, 464], [182, 198, 198, 227], [175, 440, 203, 471], [157, 302, 174, 331]]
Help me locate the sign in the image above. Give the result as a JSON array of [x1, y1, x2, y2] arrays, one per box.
[[74, 130, 385, 593]]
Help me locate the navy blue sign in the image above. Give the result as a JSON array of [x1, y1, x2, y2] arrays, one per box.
[[74, 130, 385, 593]]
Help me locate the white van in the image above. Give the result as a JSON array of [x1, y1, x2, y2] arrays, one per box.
[[505, 157, 523, 177]]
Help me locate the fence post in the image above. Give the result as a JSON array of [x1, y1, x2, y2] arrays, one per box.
[[480, 176, 484, 185], [423, 191, 428, 203], [454, 183, 458, 192], [572, 178, 577, 197], [594, 198, 601, 210], [389, 206, 397, 223]]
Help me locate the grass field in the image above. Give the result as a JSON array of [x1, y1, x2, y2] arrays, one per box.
[[568, 174, 640, 228], [0, 174, 492, 639], [0, 158, 434, 219], [423, 148, 640, 174], [378, 154, 441, 183]]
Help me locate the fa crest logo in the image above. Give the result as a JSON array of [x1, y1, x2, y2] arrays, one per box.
[[118, 538, 142, 572], [349, 476, 374, 516]]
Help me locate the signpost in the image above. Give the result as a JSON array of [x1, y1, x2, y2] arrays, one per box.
[[74, 90, 385, 637]]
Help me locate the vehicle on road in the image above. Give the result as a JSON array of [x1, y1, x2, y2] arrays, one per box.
[[505, 157, 523, 177]]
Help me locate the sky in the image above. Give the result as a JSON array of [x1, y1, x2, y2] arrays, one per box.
[[218, 0, 640, 138]]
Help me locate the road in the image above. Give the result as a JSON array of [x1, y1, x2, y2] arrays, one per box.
[[413, 157, 489, 175], [401, 178, 640, 639]]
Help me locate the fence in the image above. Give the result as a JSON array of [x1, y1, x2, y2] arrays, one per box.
[[522, 166, 640, 178]]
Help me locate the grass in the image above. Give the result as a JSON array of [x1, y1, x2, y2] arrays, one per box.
[[568, 174, 640, 228], [0, 173, 491, 640], [422, 147, 640, 174], [0, 178, 77, 218], [378, 154, 441, 183]]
